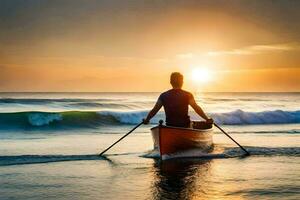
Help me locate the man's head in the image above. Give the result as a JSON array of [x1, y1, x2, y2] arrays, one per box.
[[170, 72, 184, 88]]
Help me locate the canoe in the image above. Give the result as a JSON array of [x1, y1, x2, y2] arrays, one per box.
[[151, 121, 213, 160]]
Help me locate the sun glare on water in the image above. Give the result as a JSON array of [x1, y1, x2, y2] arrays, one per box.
[[191, 68, 212, 83]]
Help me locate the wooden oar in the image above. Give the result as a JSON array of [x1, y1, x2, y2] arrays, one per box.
[[214, 123, 250, 156], [99, 121, 144, 156]]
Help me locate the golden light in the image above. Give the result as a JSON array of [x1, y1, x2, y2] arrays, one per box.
[[191, 68, 212, 83]]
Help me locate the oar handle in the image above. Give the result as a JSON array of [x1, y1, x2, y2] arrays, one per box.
[[99, 121, 144, 156], [214, 123, 250, 156]]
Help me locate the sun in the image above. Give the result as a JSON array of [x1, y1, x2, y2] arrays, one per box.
[[191, 68, 212, 83]]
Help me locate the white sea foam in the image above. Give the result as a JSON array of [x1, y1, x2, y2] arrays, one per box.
[[210, 109, 300, 125], [98, 109, 300, 125], [98, 110, 165, 124]]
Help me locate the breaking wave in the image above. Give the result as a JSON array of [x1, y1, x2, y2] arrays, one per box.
[[0, 109, 299, 130], [210, 109, 300, 125]]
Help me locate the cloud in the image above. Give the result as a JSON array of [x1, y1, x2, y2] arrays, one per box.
[[176, 53, 195, 59], [207, 43, 300, 56]]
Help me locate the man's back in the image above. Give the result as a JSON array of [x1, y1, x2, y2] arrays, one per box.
[[143, 72, 212, 127], [159, 89, 192, 127]]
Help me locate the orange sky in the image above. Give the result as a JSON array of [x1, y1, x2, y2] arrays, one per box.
[[0, 1, 299, 92]]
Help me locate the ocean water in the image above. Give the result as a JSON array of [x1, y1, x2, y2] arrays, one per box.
[[0, 92, 299, 200]]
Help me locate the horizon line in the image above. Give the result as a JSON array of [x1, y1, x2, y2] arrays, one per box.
[[0, 91, 299, 93]]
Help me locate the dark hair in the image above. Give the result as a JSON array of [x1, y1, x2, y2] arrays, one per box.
[[170, 72, 183, 88]]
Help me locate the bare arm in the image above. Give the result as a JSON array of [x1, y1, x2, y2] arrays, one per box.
[[189, 96, 212, 122], [143, 99, 163, 124]]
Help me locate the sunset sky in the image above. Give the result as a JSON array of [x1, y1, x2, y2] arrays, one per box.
[[0, 0, 299, 92]]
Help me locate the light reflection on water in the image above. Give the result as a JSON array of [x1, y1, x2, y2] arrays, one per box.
[[151, 159, 212, 200]]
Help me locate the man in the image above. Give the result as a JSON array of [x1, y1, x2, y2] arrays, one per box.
[[143, 72, 213, 127]]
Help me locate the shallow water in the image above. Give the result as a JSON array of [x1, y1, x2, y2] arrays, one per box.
[[0, 92, 299, 199]]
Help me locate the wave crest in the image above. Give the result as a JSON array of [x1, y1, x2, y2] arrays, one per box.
[[28, 113, 62, 126], [211, 109, 300, 125]]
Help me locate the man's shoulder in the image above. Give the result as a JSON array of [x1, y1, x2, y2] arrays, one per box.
[[160, 89, 193, 97], [181, 89, 193, 97], [159, 89, 172, 99]]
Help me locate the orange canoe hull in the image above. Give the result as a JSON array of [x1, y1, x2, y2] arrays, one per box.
[[151, 125, 213, 160]]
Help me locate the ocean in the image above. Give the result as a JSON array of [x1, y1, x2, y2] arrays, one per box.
[[0, 92, 299, 200]]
